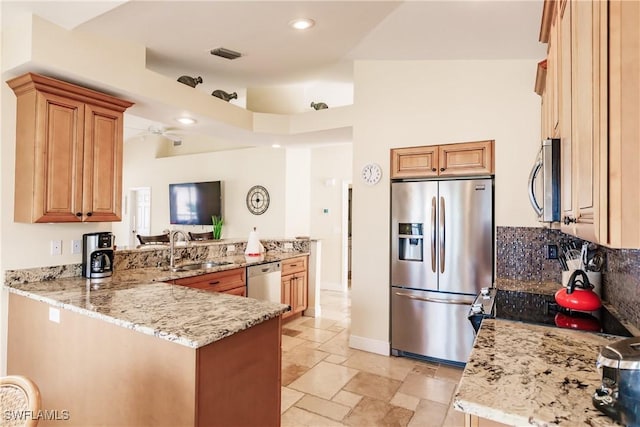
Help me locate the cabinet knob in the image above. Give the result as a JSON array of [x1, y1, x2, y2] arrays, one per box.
[[86, 212, 93, 217], [208, 281, 220, 285], [75, 212, 82, 217], [440, 168, 445, 172], [563, 216, 577, 225], [431, 168, 437, 172]]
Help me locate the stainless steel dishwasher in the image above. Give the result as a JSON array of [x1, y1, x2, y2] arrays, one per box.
[[247, 261, 282, 303]]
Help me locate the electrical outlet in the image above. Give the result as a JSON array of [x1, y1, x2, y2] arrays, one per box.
[[226, 245, 236, 253], [71, 239, 82, 254], [49, 307, 60, 323], [284, 242, 293, 249], [547, 244, 558, 260], [51, 240, 62, 256]]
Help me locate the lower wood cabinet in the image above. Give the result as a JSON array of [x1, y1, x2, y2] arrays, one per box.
[[281, 256, 308, 320], [173, 267, 246, 296], [8, 293, 281, 426]]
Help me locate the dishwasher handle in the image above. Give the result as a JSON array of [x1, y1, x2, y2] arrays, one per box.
[[247, 261, 281, 278]]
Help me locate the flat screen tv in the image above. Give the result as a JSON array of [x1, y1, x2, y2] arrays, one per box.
[[169, 181, 222, 225]]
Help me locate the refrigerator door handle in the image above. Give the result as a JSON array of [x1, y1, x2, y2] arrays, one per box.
[[431, 196, 436, 272], [439, 196, 445, 274], [393, 292, 473, 306]]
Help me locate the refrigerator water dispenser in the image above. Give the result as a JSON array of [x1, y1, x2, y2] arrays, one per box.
[[398, 223, 423, 262]]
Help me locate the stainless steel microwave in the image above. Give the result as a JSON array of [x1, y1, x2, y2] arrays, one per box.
[[528, 138, 560, 222]]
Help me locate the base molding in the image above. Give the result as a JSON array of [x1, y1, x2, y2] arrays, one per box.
[[349, 334, 389, 356], [320, 281, 345, 292]]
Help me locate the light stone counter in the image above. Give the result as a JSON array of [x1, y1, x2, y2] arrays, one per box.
[[4, 252, 307, 349], [454, 319, 627, 427]]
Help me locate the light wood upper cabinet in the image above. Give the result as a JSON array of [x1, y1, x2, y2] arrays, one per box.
[[391, 140, 494, 179], [391, 145, 439, 178], [438, 141, 494, 177], [539, 0, 640, 248], [566, 0, 604, 242], [559, 0, 574, 228], [606, 0, 640, 248], [6, 73, 133, 223]]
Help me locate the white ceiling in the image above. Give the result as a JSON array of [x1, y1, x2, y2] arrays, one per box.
[[3, 0, 547, 150]]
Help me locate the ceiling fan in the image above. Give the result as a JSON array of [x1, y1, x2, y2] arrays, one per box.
[[130, 125, 186, 146]]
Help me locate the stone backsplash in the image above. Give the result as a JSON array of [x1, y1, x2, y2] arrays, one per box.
[[601, 246, 640, 330], [496, 226, 583, 283], [497, 226, 640, 329], [5, 238, 310, 286]]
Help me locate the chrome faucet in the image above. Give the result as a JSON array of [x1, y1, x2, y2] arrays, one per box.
[[169, 230, 189, 270]]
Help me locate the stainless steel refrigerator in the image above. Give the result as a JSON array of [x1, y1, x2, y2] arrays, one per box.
[[390, 178, 493, 365]]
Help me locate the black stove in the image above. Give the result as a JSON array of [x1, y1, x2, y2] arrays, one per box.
[[468, 288, 633, 337]]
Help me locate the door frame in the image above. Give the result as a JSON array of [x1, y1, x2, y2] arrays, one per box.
[[340, 180, 352, 291]]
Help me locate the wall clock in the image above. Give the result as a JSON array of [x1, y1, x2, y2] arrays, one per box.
[[361, 163, 382, 185], [246, 185, 270, 215]]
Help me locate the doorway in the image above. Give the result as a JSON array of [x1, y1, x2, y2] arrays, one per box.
[[128, 187, 151, 247]]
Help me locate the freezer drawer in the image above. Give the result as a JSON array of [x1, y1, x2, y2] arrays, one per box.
[[391, 288, 476, 365]]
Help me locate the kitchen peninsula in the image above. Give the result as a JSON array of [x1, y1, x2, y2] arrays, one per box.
[[5, 253, 296, 427]]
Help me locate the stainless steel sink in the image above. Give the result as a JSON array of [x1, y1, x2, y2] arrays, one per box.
[[171, 260, 232, 272]]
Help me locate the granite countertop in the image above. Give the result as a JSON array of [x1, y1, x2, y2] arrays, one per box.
[[454, 318, 626, 427], [5, 252, 307, 349]]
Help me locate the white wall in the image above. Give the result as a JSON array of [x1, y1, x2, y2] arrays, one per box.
[[310, 144, 353, 289], [112, 138, 289, 245], [284, 148, 311, 238], [349, 60, 542, 354]]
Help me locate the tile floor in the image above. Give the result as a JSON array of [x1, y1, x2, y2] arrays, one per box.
[[280, 290, 465, 426]]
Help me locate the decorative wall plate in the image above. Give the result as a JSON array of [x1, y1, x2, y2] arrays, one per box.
[[246, 185, 270, 215], [361, 163, 382, 185]]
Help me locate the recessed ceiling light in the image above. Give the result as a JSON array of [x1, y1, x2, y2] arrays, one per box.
[[289, 18, 315, 30], [176, 117, 196, 125], [272, 144, 281, 148]]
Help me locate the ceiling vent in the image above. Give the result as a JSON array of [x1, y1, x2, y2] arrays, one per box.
[[210, 47, 242, 60]]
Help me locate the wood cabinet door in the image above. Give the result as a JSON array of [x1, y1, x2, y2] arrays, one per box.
[[28, 91, 85, 223], [607, 0, 640, 248], [82, 104, 124, 222], [548, 6, 560, 137], [559, 0, 575, 235], [391, 146, 438, 178], [174, 268, 246, 293], [292, 274, 308, 314], [438, 141, 494, 176], [569, 0, 603, 243], [281, 275, 293, 319]]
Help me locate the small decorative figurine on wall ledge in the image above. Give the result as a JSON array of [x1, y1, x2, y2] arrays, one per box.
[[310, 101, 328, 110], [177, 75, 203, 88], [212, 90, 238, 102]]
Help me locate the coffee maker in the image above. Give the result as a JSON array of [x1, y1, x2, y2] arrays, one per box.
[[82, 232, 114, 279], [593, 336, 640, 427]]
